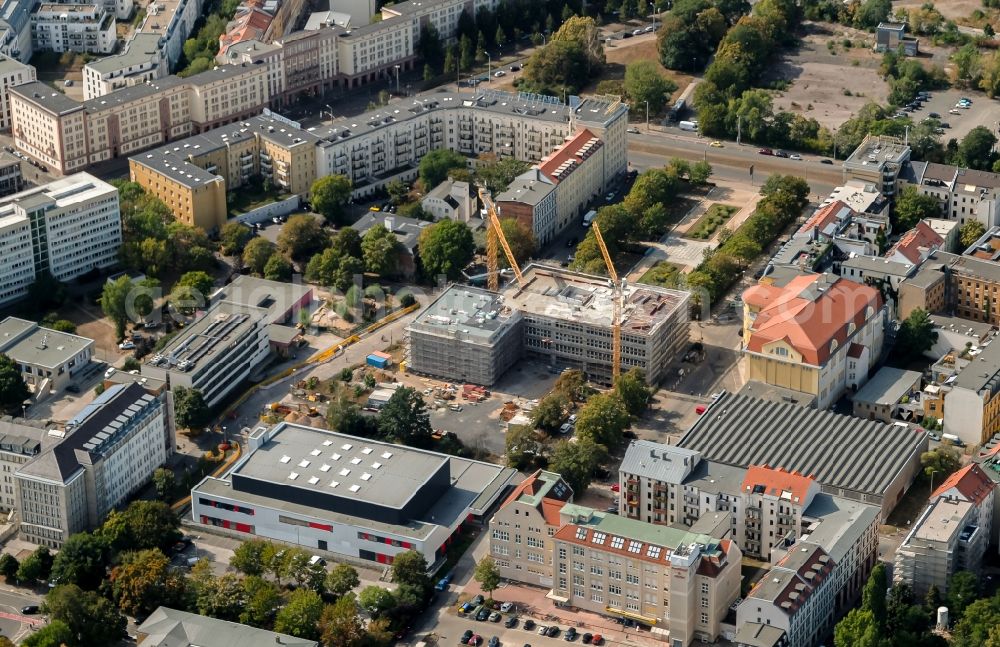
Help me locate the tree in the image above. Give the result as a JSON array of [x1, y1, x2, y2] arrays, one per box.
[[690, 160, 712, 185], [498, 218, 537, 268], [952, 593, 1000, 647], [505, 424, 541, 469], [948, 571, 981, 619], [961, 220, 987, 249], [312, 175, 353, 225], [50, 531, 109, 590], [614, 368, 652, 416], [549, 436, 608, 493], [419, 149, 467, 189], [0, 553, 17, 581], [101, 500, 181, 552], [195, 572, 245, 621], [624, 60, 677, 116], [173, 386, 210, 432], [152, 467, 175, 500], [862, 562, 888, 628], [175, 270, 215, 301], [20, 620, 74, 647], [958, 126, 998, 170], [17, 546, 53, 585], [920, 444, 961, 481], [275, 588, 324, 640], [0, 354, 29, 416], [101, 275, 134, 339], [243, 237, 276, 275], [418, 219, 475, 280], [474, 556, 501, 598], [48, 319, 76, 334], [264, 254, 293, 281], [362, 224, 400, 277], [378, 386, 432, 444], [833, 608, 881, 647], [554, 369, 591, 401], [894, 185, 941, 231], [220, 222, 254, 256], [44, 584, 127, 646], [893, 308, 938, 364], [240, 575, 282, 627], [574, 392, 631, 450], [326, 563, 360, 599], [391, 550, 431, 592], [231, 538, 273, 577], [531, 392, 570, 432], [319, 594, 367, 647], [855, 0, 891, 30], [476, 156, 530, 193], [278, 215, 330, 261], [111, 549, 186, 617], [358, 585, 396, 618]]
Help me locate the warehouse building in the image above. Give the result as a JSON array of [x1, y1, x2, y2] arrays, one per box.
[[191, 423, 516, 567], [405, 285, 523, 386]]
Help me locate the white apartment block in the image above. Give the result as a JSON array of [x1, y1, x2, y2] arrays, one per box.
[[901, 161, 1000, 228], [550, 503, 741, 647], [894, 463, 995, 596], [31, 3, 117, 55], [0, 317, 94, 393], [0, 419, 52, 513], [537, 128, 607, 236], [141, 300, 270, 407], [0, 0, 38, 63], [0, 173, 120, 305], [15, 382, 173, 547], [11, 63, 270, 174], [0, 55, 35, 130], [83, 33, 166, 100]]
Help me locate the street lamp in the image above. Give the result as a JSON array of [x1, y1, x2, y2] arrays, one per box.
[[644, 100, 650, 132], [485, 51, 492, 84], [394, 64, 401, 95]]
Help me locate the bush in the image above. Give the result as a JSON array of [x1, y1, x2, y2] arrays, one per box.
[[400, 293, 416, 308]]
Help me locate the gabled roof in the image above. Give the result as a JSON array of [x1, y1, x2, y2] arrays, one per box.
[[932, 463, 995, 506], [800, 200, 853, 237], [500, 469, 573, 525], [743, 274, 882, 366], [137, 607, 317, 647], [888, 220, 943, 265], [741, 465, 816, 505], [537, 128, 602, 184]]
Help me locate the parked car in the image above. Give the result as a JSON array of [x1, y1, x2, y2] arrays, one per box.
[[546, 626, 560, 638], [591, 635, 603, 645], [104, 367, 116, 379], [504, 617, 518, 628], [435, 573, 453, 591], [476, 608, 491, 621], [582, 634, 593, 644], [500, 602, 515, 613], [489, 637, 500, 647], [709, 140, 724, 148], [462, 630, 475, 645], [627, 127, 640, 134], [468, 635, 483, 646], [564, 628, 578, 642], [758, 148, 773, 155], [523, 619, 535, 631], [472, 595, 484, 605], [494, 70, 506, 77], [928, 112, 941, 119], [489, 612, 502, 622], [21, 606, 39, 615], [788, 154, 802, 160], [774, 150, 789, 158], [820, 159, 833, 164], [537, 626, 549, 636], [928, 431, 941, 441], [118, 341, 135, 350], [460, 602, 475, 614]]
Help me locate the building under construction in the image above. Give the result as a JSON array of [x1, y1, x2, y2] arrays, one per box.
[[406, 265, 690, 386]]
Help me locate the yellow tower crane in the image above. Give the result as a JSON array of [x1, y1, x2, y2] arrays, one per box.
[[591, 222, 622, 382], [479, 187, 525, 291]]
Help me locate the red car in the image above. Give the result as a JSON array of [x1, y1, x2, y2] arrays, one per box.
[[592, 635, 604, 646], [695, 405, 707, 415], [758, 148, 773, 156], [610, 484, 620, 492]]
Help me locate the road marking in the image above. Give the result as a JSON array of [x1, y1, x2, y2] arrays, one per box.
[[0, 611, 43, 626]]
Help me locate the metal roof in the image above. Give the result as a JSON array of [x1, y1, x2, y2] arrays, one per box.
[[620, 440, 701, 484], [677, 392, 926, 498], [852, 366, 922, 407]]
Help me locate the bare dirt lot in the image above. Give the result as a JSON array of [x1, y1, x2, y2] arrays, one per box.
[[584, 35, 694, 103], [894, 0, 978, 23], [769, 23, 888, 130]]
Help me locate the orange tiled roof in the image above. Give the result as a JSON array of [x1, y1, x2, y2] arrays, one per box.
[[932, 463, 995, 506], [743, 274, 882, 366], [800, 200, 851, 234], [219, 9, 273, 54], [888, 220, 943, 265], [537, 128, 602, 184], [501, 469, 543, 508], [500, 470, 570, 525], [741, 465, 816, 504]]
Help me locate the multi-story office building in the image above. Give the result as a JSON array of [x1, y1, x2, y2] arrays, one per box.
[[0, 173, 120, 305], [191, 423, 515, 567], [30, 3, 117, 54], [502, 264, 689, 385], [0, 55, 35, 130], [741, 273, 885, 409], [842, 134, 911, 197], [10, 62, 269, 175], [550, 503, 741, 646], [495, 169, 557, 245], [406, 284, 524, 386], [82, 33, 166, 100], [0, 317, 94, 393], [141, 300, 270, 407], [894, 464, 995, 596], [14, 382, 173, 547], [0, 155, 23, 195], [0, 418, 51, 513], [488, 469, 574, 587]]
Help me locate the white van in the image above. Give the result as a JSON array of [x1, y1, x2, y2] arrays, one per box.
[[942, 433, 964, 447], [679, 120, 699, 132], [582, 210, 597, 227]]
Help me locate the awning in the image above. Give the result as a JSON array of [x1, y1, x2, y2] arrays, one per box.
[[546, 590, 570, 603], [603, 607, 658, 625]]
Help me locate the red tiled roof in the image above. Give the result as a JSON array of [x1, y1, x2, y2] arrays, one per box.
[[541, 498, 567, 525], [501, 469, 543, 508], [500, 470, 570, 525], [933, 464, 995, 506], [800, 200, 851, 234], [219, 9, 273, 54], [888, 220, 943, 265], [847, 342, 865, 359], [537, 129, 602, 184], [741, 465, 816, 504], [743, 274, 882, 366]]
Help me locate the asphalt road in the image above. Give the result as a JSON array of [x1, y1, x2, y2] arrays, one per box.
[[0, 587, 45, 644]]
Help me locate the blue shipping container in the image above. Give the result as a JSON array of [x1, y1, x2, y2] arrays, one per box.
[[366, 354, 390, 369]]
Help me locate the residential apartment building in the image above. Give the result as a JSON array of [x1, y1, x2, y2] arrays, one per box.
[[488, 469, 573, 587], [742, 273, 884, 409], [137, 607, 318, 647], [894, 464, 995, 595], [0, 156, 23, 195], [503, 264, 689, 385], [843, 134, 911, 197], [550, 503, 741, 646], [82, 33, 166, 100], [0, 418, 51, 513], [900, 160, 1000, 227], [14, 382, 173, 547], [0, 317, 94, 393], [495, 168, 557, 245], [141, 300, 270, 407], [536, 128, 606, 237], [0, 173, 120, 306], [0, 0, 41, 63], [30, 3, 117, 54], [0, 55, 35, 130], [885, 220, 944, 266], [421, 178, 474, 221], [943, 338, 1000, 446], [10, 62, 270, 175]]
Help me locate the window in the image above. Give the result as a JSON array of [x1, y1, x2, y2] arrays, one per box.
[[592, 531, 607, 545], [610, 536, 625, 550], [573, 546, 585, 556], [558, 548, 566, 559], [573, 561, 585, 572], [609, 584, 622, 595], [646, 546, 661, 559], [575, 528, 588, 540], [700, 613, 709, 624], [591, 565, 603, 576], [492, 529, 509, 541], [626, 573, 639, 585], [627, 541, 642, 554]]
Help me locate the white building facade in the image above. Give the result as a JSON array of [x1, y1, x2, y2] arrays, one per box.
[[31, 3, 117, 54]]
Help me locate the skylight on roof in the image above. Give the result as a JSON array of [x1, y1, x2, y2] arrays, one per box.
[[342, 444, 353, 450], [381, 451, 393, 459], [350, 457, 362, 465], [308, 476, 320, 485], [646, 546, 661, 559], [362, 447, 373, 454], [329, 481, 339, 488], [339, 468, 350, 476], [299, 459, 310, 468], [575, 528, 587, 540], [332, 453, 342, 460], [280, 455, 291, 463], [349, 484, 361, 492], [289, 472, 299, 480], [323, 440, 333, 446], [320, 464, 331, 472], [591, 531, 607, 545], [610, 536, 624, 550], [627, 541, 642, 554], [361, 473, 372, 481], [310, 449, 322, 456], [371, 462, 382, 469]]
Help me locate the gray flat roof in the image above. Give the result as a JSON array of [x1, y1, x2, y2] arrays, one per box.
[[147, 301, 267, 374], [10, 82, 81, 114], [801, 493, 880, 563], [86, 33, 163, 73], [409, 284, 517, 343], [841, 254, 915, 278], [129, 150, 221, 189], [620, 440, 700, 484], [0, 318, 93, 368], [677, 392, 927, 498], [845, 135, 910, 169], [951, 337, 1000, 393], [138, 606, 317, 647], [928, 314, 993, 340], [733, 622, 786, 647], [496, 169, 555, 206], [0, 54, 31, 75], [852, 366, 922, 406], [212, 275, 311, 324]]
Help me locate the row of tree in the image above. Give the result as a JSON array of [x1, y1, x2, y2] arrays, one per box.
[[519, 16, 606, 97], [657, 0, 749, 73]]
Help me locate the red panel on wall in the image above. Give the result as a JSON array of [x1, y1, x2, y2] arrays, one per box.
[[235, 523, 252, 533], [308, 522, 333, 531]]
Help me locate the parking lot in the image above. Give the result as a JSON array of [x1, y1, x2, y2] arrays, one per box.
[[905, 88, 1000, 142]]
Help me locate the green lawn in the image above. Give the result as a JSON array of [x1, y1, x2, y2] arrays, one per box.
[[638, 261, 684, 288], [228, 184, 287, 216], [685, 203, 738, 240]]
